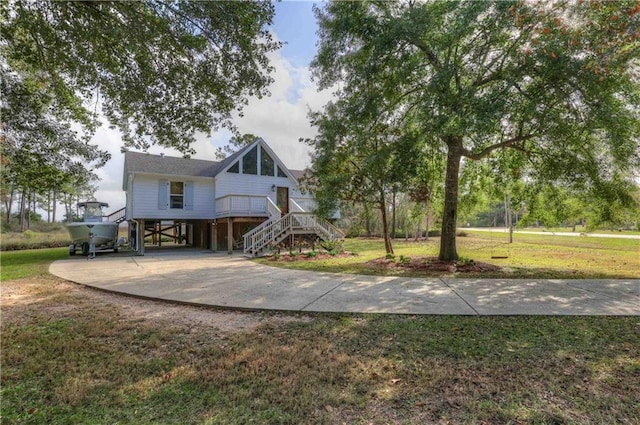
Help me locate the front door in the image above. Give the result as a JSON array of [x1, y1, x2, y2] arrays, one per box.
[[276, 187, 289, 215]]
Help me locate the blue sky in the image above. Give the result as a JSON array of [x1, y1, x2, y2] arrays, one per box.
[[92, 1, 332, 212], [272, 1, 319, 68]]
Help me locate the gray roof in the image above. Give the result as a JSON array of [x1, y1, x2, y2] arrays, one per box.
[[122, 139, 305, 189], [124, 151, 222, 178]]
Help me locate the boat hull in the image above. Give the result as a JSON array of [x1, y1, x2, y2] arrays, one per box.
[[66, 222, 119, 248]]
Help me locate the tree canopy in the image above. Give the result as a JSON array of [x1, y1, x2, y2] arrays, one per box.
[[2, 0, 279, 155], [311, 0, 640, 260], [1, 0, 279, 224]]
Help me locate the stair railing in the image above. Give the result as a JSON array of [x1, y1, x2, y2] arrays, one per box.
[[106, 207, 126, 223]]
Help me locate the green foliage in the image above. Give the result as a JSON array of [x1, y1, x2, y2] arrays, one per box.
[[319, 238, 344, 254], [0, 247, 68, 280], [1, 1, 280, 156], [398, 255, 411, 265], [215, 134, 259, 160], [311, 0, 640, 261]]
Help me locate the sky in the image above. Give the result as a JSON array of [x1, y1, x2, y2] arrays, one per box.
[[91, 1, 330, 215]]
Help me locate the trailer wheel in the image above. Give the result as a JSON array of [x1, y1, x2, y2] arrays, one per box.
[[81, 242, 89, 256], [69, 244, 76, 256]]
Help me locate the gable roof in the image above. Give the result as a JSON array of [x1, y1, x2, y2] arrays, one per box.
[[122, 138, 305, 189]]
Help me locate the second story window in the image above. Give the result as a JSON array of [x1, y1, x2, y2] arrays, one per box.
[[170, 181, 184, 209], [242, 146, 258, 175], [261, 149, 275, 176]]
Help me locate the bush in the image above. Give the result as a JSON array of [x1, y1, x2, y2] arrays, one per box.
[[398, 255, 411, 264], [456, 230, 468, 237], [1, 230, 71, 251], [320, 239, 345, 254], [427, 230, 441, 237], [385, 253, 395, 260]]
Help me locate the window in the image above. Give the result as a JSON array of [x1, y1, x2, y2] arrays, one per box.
[[227, 161, 239, 173], [242, 146, 258, 174], [261, 148, 275, 176], [277, 165, 287, 178], [170, 181, 184, 209]]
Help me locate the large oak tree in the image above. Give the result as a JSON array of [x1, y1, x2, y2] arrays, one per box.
[[311, 0, 640, 260], [1, 0, 279, 222]]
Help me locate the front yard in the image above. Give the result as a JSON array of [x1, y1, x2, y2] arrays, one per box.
[[1, 248, 639, 424]]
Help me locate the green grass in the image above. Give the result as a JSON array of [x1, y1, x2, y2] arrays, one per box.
[[513, 226, 640, 236], [0, 248, 69, 280], [1, 229, 72, 251], [256, 234, 640, 279], [2, 241, 639, 423], [3, 280, 639, 424]]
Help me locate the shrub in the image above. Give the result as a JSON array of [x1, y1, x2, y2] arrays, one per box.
[[320, 239, 345, 254], [427, 230, 441, 237], [306, 251, 318, 258], [398, 255, 411, 264], [385, 253, 395, 260], [456, 230, 468, 237]]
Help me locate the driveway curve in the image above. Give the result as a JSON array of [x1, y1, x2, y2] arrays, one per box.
[[49, 252, 640, 316]]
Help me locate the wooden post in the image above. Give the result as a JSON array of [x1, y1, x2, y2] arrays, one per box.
[[227, 217, 233, 254], [137, 220, 145, 256], [212, 222, 218, 251]]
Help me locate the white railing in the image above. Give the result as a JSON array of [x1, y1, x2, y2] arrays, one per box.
[[106, 207, 126, 223], [291, 198, 316, 212], [243, 212, 345, 256], [215, 195, 268, 218], [242, 198, 281, 253], [267, 197, 281, 219], [289, 198, 305, 213]]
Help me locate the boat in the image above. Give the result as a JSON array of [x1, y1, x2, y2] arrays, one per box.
[[66, 201, 120, 256]]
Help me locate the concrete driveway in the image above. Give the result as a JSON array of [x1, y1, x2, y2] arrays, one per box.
[[49, 251, 640, 315]]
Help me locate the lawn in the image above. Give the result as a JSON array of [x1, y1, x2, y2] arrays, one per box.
[[2, 245, 639, 424], [255, 234, 640, 279], [0, 248, 69, 280]]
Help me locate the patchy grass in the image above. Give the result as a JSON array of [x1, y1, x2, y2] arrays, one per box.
[[2, 274, 640, 424], [256, 235, 640, 279], [1, 228, 72, 251], [0, 248, 69, 280]]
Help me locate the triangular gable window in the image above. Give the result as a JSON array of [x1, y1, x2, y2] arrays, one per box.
[[242, 146, 258, 175], [277, 165, 287, 178], [261, 148, 275, 176], [227, 161, 239, 173]]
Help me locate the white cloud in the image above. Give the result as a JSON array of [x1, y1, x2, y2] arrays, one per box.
[[88, 48, 333, 215]]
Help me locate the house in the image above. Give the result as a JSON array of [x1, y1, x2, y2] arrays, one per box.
[[121, 137, 342, 255]]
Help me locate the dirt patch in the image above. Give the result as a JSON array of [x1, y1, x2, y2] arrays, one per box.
[[366, 256, 502, 274], [1, 277, 311, 336], [267, 252, 354, 262]]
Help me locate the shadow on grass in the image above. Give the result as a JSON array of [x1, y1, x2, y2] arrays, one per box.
[[3, 283, 639, 425]]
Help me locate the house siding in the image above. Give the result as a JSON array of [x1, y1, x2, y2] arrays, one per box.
[[215, 172, 300, 205], [131, 174, 215, 219]]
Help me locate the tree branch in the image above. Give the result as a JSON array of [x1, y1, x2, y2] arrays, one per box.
[[462, 133, 537, 160]]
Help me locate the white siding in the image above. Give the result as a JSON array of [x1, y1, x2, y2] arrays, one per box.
[[130, 174, 215, 219], [215, 172, 301, 206]]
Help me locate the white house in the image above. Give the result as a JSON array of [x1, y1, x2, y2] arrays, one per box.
[[120, 137, 341, 255]]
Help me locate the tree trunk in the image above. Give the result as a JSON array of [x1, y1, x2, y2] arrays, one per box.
[[52, 191, 57, 223], [19, 191, 26, 232], [364, 203, 372, 237], [439, 139, 462, 261], [4, 187, 14, 224], [425, 199, 430, 241], [379, 191, 393, 255], [391, 188, 396, 239]]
